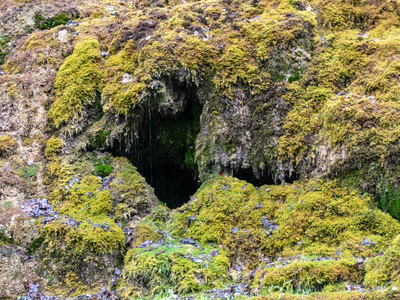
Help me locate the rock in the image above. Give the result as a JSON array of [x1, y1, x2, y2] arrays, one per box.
[[122, 73, 133, 84], [181, 238, 198, 246], [138, 240, 153, 248]]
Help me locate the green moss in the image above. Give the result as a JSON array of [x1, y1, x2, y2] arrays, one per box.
[[34, 13, 69, 30], [43, 175, 124, 252], [0, 227, 14, 246], [110, 156, 158, 220], [48, 37, 104, 127], [376, 179, 400, 220], [0, 33, 10, 65], [89, 130, 109, 149], [94, 164, 113, 178], [28, 236, 44, 255], [37, 155, 156, 292], [257, 259, 361, 292], [277, 5, 400, 202]]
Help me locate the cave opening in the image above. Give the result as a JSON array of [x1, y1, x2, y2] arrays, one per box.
[[232, 167, 298, 188], [110, 96, 202, 209], [108, 85, 299, 209]]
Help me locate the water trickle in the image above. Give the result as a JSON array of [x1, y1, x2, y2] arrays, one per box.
[[109, 101, 202, 208], [148, 106, 153, 186]]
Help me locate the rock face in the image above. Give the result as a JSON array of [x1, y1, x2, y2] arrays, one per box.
[[1, 0, 400, 298]]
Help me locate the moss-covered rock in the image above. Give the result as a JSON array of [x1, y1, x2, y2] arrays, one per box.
[[48, 37, 104, 128], [365, 234, 400, 288], [171, 176, 399, 265], [120, 243, 230, 297], [31, 154, 160, 294]]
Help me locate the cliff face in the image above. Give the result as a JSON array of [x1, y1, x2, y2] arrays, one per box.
[[1, 0, 400, 298]]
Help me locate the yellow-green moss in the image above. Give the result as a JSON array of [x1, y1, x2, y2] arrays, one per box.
[[365, 234, 400, 288], [48, 37, 104, 127], [257, 259, 361, 292], [277, 5, 400, 208], [171, 177, 400, 267], [45, 136, 63, 158], [110, 157, 158, 220], [0, 135, 16, 155], [40, 174, 124, 258], [121, 243, 229, 297]]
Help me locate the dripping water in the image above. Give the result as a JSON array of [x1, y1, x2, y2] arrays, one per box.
[[148, 106, 153, 186]]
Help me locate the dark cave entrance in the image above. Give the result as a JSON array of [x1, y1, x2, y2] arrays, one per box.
[[111, 98, 202, 209], [109, 85, 300, 208], [233, 167, 298, 187], [233, 168, 275, 187]]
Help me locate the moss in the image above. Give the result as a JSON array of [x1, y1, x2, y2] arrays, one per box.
[[121, 243, 229, 297], [48, 37, 104, 128], [19, 163, 40, 181], [257, 259, 361, 292], [171, 177, 400, 271], [0, 226, 14, 246], [34, 13, 69, 30], [42, 175, 124, 252], [0, 33, 10, 65], [250, 289, 400, 299], [89, 130, 110, 149], [375, 179, 400, 220], [0, 135, 16, 155], [27, 236, 44, 255], [37, 173, 125, 292], [38, 155, 155, 292], [110, 157, 158, 221], [94, 164, 113, 178], [277, 4, 400, 201], [45, 136, 63, 159], [36, 153, 161, 293], [365, 234, 400, 287]]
